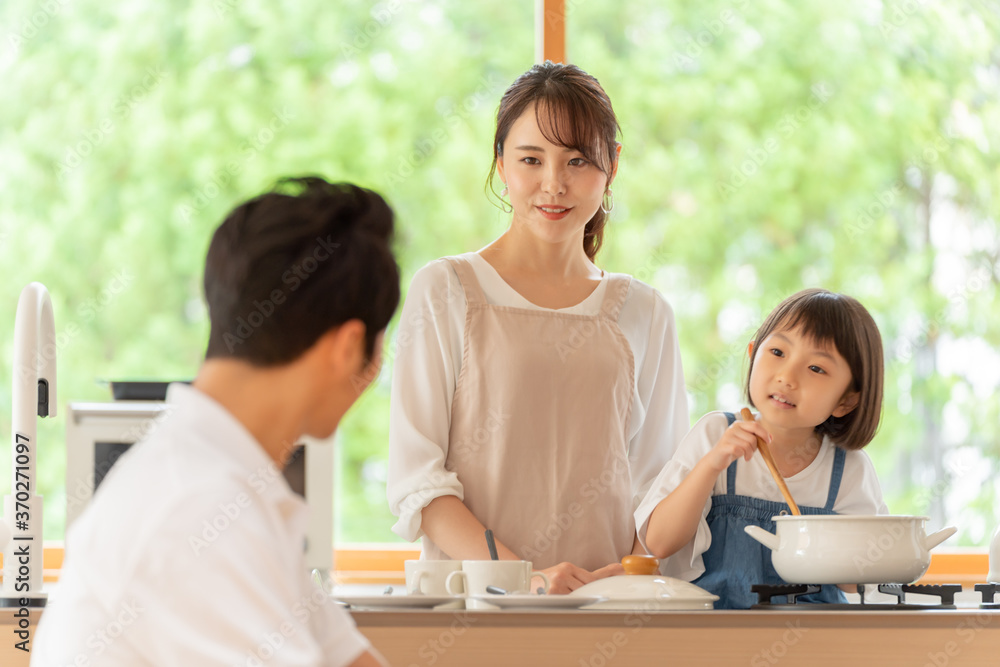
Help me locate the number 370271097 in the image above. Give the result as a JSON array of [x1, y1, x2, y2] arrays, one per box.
[[13, 433, 32, 530]]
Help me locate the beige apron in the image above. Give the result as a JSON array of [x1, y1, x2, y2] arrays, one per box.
[[427, 255, 635, 571]]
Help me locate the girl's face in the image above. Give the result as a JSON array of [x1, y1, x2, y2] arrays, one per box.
[[748, 325, 859, 434], [496, 104, 618, 251]]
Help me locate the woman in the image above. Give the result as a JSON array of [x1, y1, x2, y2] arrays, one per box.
[[387, 62, 688, 593]]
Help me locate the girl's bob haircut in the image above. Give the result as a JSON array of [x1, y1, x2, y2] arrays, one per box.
[[745, 288, 884, 451]]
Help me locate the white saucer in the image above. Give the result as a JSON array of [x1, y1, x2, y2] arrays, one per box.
[[334, 595, 461, 609], [467, 594, 605, 609]]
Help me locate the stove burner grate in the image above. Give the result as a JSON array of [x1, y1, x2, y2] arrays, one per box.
[[751, 583, 962, 610], [974, 583, 1000, 610]]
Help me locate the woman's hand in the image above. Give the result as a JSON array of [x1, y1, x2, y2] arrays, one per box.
[[538, 561, 624, 594], [590, 561, 624, 579], [538, 562, 595, 594], [703, 420, 771, 473]]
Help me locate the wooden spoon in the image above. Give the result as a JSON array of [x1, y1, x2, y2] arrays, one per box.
[[740, 408, 801, 515]]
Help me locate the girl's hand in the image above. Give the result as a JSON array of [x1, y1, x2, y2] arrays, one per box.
[[703, 420, 771, 473]]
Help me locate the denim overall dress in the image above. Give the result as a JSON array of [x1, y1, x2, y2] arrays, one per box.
[[692, 412, 848, 609]]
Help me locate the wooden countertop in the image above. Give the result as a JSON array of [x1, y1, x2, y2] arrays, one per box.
[[7, 603, 998, 666], [352, 607, 1000, 666]]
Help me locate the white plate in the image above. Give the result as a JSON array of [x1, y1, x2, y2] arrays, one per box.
[[334, 595, 461, 609], [467, 594, 605, 609]]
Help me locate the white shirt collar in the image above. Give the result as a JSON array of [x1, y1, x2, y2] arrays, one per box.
[[165, 382, 301, 508]]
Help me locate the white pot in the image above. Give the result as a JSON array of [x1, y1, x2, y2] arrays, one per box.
[[988, 524, 1000, 584], [744, 515, 957, 585]]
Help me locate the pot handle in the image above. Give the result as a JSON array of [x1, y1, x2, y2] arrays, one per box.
[[744, 525, 779, 551], [924, 526, 958, 551]]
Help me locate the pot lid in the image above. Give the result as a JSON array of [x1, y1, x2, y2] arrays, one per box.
[[571, 574, 718, 602], [569, 555, 718, 610]]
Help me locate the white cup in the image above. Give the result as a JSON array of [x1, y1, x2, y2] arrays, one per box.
[[446, 560, 550, 610], [405, 560, 463, 596]]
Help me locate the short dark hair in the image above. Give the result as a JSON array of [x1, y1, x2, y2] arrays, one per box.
[[487, 61, 620, 261], [203, 176, 400, 365], [745, 288, 884, 451]]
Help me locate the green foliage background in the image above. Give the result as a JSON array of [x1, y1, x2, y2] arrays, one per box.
[[0, 1, 997, 546]]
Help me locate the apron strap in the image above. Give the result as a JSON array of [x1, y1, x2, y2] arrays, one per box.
[[824, 446, 847, 511], [723, 412, 738, 494], [599, 273, 632, 322], [443, 256, 487, 306]]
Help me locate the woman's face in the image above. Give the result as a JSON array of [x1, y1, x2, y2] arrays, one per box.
[[496, 104, 618, 252]]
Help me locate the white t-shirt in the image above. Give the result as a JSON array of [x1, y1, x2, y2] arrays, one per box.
[[387, 253, 689, 544], [634, 411, 888, 581], [32, 384, 370, 667]]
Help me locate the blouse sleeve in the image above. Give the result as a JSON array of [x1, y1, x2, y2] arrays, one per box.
[[834, 449, 890, 515], [633, 412, 729, 581], [622, 285, 690, 510], [386, 260, 467, 542]]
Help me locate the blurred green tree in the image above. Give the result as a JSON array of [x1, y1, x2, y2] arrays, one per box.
[[0, 0, 996, 546]]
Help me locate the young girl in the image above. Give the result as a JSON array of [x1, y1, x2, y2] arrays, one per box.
[[387, 62, 689, 594], [635, 288, 888, 608]]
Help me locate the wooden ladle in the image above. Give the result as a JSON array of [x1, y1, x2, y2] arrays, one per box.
[[740, 408, 801, 515]]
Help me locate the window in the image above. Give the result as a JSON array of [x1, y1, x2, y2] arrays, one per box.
[[2, 1, 997, 552]]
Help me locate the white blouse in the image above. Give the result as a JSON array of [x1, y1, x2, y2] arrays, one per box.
[[634, 411, 889, 581], [387, 253, 690, 545]]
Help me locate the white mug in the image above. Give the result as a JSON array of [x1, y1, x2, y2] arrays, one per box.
[[446, 560, 550, 609], [405, 560, 463, 596]]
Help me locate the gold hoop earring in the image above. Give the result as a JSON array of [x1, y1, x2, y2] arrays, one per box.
[[601, 188, 614, 214], [499, 185, 512, 214]]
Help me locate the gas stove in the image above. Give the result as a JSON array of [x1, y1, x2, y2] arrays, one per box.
[[974, 583, 1000, 610], [751, 583, 964, 610]]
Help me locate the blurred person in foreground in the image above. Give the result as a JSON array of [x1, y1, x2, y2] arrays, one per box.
[[33, 177, 400, 667]]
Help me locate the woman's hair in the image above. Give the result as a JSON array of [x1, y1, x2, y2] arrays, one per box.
[[203, 176, 400, 365], [486, 61, 620, 261], [745, 288, 884, 450]]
